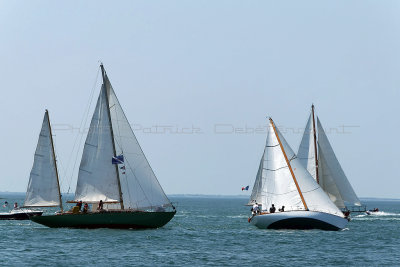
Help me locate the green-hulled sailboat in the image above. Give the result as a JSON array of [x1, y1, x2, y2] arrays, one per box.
[[31, 64, 176, 229]]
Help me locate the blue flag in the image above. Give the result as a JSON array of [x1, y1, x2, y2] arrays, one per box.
[[112, 155, 124, 164]]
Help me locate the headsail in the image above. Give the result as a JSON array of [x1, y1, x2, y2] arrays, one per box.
[[248, 152, 265, 205], [104, 70, 172, 210], [317, 117, 361, 207], [24, 111, 62, 208], [249, 119, 343, 217]]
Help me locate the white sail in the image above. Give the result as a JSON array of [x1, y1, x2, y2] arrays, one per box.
[[297, 113, 317, 180], [253, 120, 343, 217], [248, 152, 265, 205], [104, 73, 172, 210], [24, 111, 61, 207], [317, 117, 361, 207], [74, 85, 121, 203]]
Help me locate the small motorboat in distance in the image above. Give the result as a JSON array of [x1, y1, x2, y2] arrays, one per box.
[[247, 118, 348, 231], [366, 208, 379, 215]]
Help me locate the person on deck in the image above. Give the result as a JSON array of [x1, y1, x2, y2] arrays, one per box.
[[278, 206, 285, 212], [14, 202, 18, 209], [97, 200, 104, 211], [83, 203, 89, 213], [252, 203, 259, 215], [269, 204, 276, 213], [77, 200, 83, 211]]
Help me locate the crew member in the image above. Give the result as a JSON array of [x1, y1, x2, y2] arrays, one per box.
[[83, 203, 89, 213], [97, 200, 104, 210], [269, 204, 276, 213]]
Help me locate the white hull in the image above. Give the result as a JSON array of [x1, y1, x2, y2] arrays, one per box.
[[250, 211, 348, 231]]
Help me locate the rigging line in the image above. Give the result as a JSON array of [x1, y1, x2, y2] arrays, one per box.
[[263, 189, 298, 195], [65, 66, 100, 194], [266, 144, 279, 147], [264, 165, 289, 172], [301, 187, 320, 194]]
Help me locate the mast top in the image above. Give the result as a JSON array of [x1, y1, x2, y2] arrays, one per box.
[[100, 64, 106, 77]]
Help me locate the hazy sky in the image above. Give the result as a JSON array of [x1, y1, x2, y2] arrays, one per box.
[[0, 1, 399, 198]]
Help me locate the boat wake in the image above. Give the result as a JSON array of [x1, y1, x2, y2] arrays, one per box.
[[352, 211, 400, 221]]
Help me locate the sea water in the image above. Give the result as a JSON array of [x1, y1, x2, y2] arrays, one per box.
[[0, 194, 399, 266]]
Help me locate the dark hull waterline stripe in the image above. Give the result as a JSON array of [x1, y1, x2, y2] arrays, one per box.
[[0, 211, 43, 220], [267, 217, 340, 231]]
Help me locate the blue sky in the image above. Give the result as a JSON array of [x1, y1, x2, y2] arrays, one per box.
[[0, 1, 399, 197]]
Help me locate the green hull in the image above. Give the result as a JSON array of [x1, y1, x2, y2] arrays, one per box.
[[30, 211, 176, 229]]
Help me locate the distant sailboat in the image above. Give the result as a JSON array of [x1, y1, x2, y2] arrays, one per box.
[[1, 111, 59, 220], [297, 105, 362, 211], [31, 64, 176, 228], [248, 118, 348, 230]]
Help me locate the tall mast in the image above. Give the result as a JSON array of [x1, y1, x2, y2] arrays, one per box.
[[100, 64, 125, 210], [311, 104, 320, 184], [270, 118, 308, 211], [46, 110, 63, 212]]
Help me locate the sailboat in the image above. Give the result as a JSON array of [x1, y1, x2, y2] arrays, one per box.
[[31, 64, 176, 228], [248, 118, 348, 230], [0, 111, 59, 220], [297, 105, 362, 211]]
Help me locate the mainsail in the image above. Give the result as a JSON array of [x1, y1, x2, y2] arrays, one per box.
[[297, 106, 361, 209], [249, 119, 343, 217], [74, 64, 172, 210], [24, 110, 62, 208], [74, 84, 121, 203]]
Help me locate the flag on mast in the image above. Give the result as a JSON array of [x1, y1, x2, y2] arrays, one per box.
[[112, 155, 124, 164]]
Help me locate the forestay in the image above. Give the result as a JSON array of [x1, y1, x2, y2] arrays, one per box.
[[249, 120, 343, 217], [24, 111, 61, 207]]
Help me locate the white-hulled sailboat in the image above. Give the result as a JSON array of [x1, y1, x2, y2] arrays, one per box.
[[248, 118, 348, 230], [297, 105, 362, 211], [1, 110, 59, 220], [31, 64, 175, 228]]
